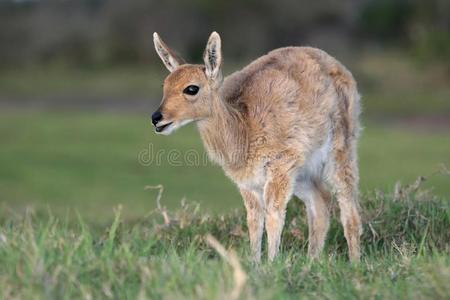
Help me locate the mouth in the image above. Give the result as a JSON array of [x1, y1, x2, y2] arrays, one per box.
[[155, 122, 173, 133], [153, 119, 193, 135]]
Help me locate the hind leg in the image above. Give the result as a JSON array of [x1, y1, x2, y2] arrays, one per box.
[[330, 151, 362, 262], [295, 179, 331, 258]]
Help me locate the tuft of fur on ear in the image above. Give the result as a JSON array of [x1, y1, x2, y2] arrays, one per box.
[[153, 32, 185, 72], [203, 31, 223, 82]]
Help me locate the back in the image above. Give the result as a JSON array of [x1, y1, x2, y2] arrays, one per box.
[[222, 47, 357, 147]]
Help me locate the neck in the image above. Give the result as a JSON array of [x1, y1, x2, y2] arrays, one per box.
[[197, 91, 248, 169]]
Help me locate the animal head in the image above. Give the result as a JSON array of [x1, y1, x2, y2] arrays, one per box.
[[151, 32, 223, 135]]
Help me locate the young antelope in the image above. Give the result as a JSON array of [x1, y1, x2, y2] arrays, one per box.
[[151, 32, 362, 262]]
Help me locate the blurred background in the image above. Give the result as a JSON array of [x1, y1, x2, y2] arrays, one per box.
[[0, 0, 449, 222]]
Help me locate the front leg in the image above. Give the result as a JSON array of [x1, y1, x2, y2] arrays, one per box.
[[264, 170, 296, 261], [240, 188, 264, 263]]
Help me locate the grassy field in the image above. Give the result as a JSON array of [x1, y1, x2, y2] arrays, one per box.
[[0, 184, 448, 299], [0, 111, 449, 223], [0, 52, 449, 298]]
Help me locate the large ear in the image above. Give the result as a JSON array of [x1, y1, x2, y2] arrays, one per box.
[[203, 31, 223, 82], [153, 32, 185, 72]]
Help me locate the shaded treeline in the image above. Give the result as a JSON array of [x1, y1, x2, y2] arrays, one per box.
[[0, 0, 448, 67]]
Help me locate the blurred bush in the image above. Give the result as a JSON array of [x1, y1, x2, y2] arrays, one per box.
[[0, 0, 448, 67]]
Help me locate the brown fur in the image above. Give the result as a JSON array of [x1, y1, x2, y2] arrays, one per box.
[[152, 32, 362, 262]]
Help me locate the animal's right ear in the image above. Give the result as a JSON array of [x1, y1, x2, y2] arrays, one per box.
[[153, 32, 185, 72]]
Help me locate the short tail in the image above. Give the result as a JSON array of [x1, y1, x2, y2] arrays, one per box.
[[331, 65, 361, 140]]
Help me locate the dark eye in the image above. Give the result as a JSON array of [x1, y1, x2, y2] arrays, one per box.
[[183, 85, 199, 95]]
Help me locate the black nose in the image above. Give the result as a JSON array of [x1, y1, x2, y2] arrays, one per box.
[[152, 111, 163, 125]]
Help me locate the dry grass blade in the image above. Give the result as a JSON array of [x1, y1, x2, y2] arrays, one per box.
[[406, 176, 426, 194], [368, 222, 379, 242], [394, 181, 403, 201], [394, 176, 426, 201], [205, 234, 248, 300], [438, 163, 450, 177], [145, 184, 170, 225]]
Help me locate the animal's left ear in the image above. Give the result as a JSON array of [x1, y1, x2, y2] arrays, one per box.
[[203, 31, 223, 83]]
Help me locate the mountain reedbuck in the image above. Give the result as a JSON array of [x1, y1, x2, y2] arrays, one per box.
[[151, 32, 362, 262]]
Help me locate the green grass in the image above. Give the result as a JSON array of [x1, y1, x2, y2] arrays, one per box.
[[1, 51, 449, 117], [355, 51, 450, 117], [0, 65, 165, 98], [0, 111, 449, 222], [1, 53, 448, 299], [0, 185, 448, 299]]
